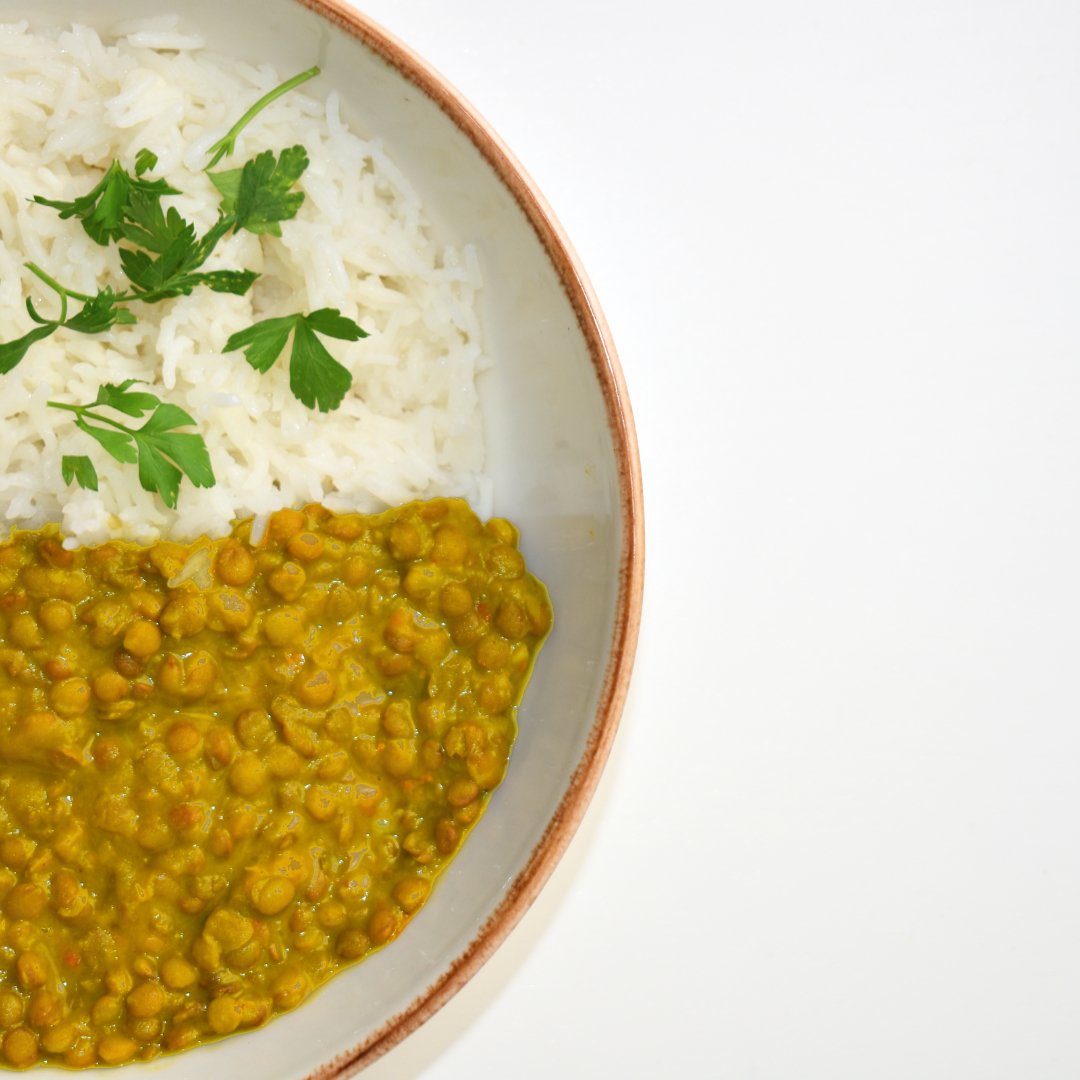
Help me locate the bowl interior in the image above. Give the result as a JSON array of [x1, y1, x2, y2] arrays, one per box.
[[10, 1, 635, 1075]]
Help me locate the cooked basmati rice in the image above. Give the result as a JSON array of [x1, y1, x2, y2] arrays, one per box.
[[0, 16, 491, 547]]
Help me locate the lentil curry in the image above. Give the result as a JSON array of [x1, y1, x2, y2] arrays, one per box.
[[0, 499, 550, 1067]]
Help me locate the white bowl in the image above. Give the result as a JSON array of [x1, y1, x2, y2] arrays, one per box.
[[12, 0, 643, 1074]]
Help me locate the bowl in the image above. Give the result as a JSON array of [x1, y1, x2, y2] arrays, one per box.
[[9, 0, 643, 1074]]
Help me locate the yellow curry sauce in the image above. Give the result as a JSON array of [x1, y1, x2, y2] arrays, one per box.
[[0, 499, 550, 1067]]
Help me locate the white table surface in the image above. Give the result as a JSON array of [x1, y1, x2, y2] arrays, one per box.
[[352, 2, 1080, 1078]]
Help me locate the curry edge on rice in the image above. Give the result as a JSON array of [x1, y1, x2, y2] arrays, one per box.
[[0, 17, 551, 1071], [0, 499, 551, 1067]]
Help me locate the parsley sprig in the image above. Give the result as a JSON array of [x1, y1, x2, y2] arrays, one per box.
[[204, 66, 321, 169], [34, 151, 179, 245], [48, 381, 216, 510], [224, 308, 367, 412], [0, 65, 370, 508], [0, 266, 135, 375], [209, 145, 311, 237]]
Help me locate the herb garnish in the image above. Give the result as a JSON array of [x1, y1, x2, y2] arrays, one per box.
[[0, 65, 369, 507], [49, 381, 215, 510], [224, 308, 366, 412], [209, 146, 311, 237]]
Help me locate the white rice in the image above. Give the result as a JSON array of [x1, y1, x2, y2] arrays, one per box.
[[0, 16, 491, 546]]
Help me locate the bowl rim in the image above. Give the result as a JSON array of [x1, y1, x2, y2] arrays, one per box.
[[294, 1, 645, 1075]]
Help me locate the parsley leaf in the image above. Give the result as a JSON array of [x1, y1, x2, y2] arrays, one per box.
[[135, 403, 216, 507], [117, 193, 205, 298], [117, 205, 257, 302], [210, 146, 309, 237], [134, 148, 158, 177], [74, 417, 137, 464], [64, 288, 136, 335], [92, 378, 161, 418], [0, 324, 58, 374], [61, 455, 99, 491], [223, 308, 367, 412], [47, 382, 216, 509], [304, 308, 370, 340], [289, 318, 354, 412], [199, 269, 260, 295], [119, 190, 194, 255], [221, 314, 296, 373], [207, 167, 242, 209], [34, 162, 180, 246]]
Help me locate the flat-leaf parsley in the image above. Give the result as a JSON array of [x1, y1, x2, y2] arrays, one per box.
[[48, 381, 215, 510], [224, 308, 368, 413]]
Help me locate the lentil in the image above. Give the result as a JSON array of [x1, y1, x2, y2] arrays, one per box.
[[0, 500, 549, 1064]]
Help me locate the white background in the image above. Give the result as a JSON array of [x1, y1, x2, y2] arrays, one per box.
[[354, 2, 1080, 1078]]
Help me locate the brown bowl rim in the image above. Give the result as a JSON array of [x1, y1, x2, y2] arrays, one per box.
[[292, 1, 645, 1075]]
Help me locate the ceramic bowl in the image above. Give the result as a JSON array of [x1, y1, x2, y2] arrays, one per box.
[[14, 0, 643, 1074]]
